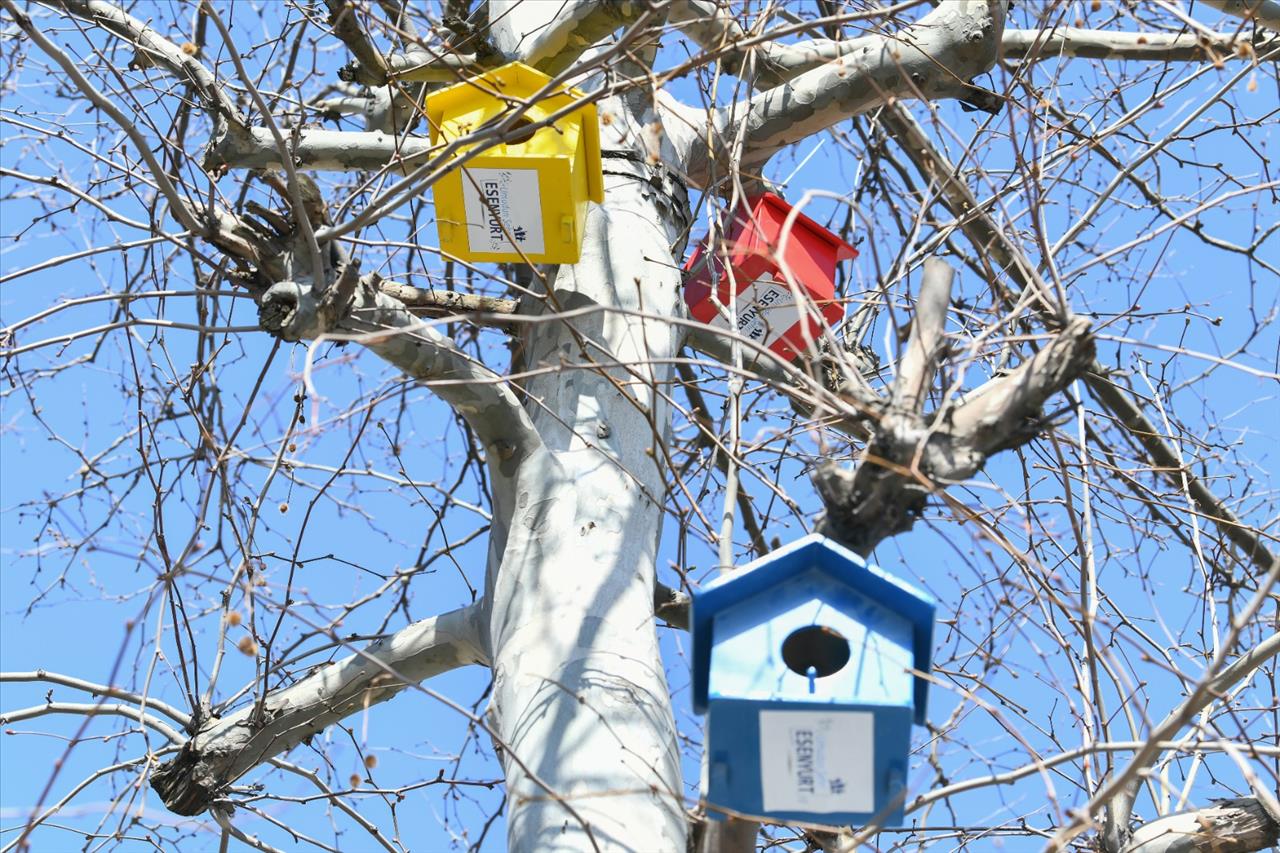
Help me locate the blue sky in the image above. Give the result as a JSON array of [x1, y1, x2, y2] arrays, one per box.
[[2, 2, 1278, 851]]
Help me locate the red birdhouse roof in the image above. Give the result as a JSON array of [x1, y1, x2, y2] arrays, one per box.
[[740, 192, 857, 262], [685, 193, 857, 283]]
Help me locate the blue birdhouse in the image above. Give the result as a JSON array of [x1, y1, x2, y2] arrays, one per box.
[[691, 534, 935, 827]]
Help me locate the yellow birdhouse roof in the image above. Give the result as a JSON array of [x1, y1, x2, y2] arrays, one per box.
[[426, 61, 603, 203]]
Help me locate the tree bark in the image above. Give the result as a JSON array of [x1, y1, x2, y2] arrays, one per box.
[[1121, 798, 1280, 853], [151, 604, 485, 815], [1001, 27, 1277, 63], [687, 0, 1008, 183], [1200, 0, 1280, 30], [482, 119, 692, 850]]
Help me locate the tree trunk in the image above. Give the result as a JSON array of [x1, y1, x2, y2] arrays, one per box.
[[484, 113, 692, 851]]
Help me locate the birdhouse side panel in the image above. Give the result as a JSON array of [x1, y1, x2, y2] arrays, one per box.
[[681, 246, 716, 314], [706, 572, 917, 707], [736, 195, 851, 298], [685, 264, 837, 360], [434, 155, 580, 264], [704, 698, 913, 826], [688, 257, 790, 336], [566, 126, 594, 254], [767, 308, 836, 363]]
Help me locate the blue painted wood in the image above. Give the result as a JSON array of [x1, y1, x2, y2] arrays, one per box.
[[691, 534, 935, 825], [704, 699, 913, 826]]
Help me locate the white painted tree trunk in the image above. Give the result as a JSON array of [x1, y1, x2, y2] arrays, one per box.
[[483, 129, 691, 850]]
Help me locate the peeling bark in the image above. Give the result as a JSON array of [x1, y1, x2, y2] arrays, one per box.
[[377, 282, 519, 321], [1121, 798, 1280, 853], [486, 0, 643, 74], [323, 0, 390, 85], [206, 126, 437, 174]]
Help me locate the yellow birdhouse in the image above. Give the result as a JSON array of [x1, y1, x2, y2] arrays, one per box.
[[427, 61, 604, 265]]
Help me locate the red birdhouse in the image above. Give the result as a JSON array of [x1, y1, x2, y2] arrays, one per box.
[[684, 193, 857, 362]]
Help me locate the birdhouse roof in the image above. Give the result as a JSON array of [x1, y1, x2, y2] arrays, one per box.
[[425, 61, 603, 202], [748, 193, 858, 262], [691, 534, 935, 720]]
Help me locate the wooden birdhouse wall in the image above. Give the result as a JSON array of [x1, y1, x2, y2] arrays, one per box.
[[706, 571, 917, 707]]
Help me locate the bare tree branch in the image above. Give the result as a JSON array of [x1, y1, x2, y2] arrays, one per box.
[[1200, 0, 1280, 30], [207, 126, 437, 173], [152, 602, 487, 815], [878, 102, 1280, 575], [378, 281, 518, 322], [0, 702, 185, 744], [668, 0, 931, 84], [324, 0, 390, 85], [1081, 630, 1280, 850], [204, 4, 329, 284], [908, 740, 1280, 815], [354, 306, 540, 462], [815, 258, 1094, 555], [668, 4, 1271, 92], [6, 0, 204, 234], [46, 0, 241, 129], [949, 319, 1096, 455], [21, 0, 277, 269], [1002, 26, 1279, 62], [5, 3, 1277, 849], [486, 0, 642, 74], [382, 48, 481, 82], [890, 257, 953, 414], [688, 1, 1008, 184], [0, 671, 191, 728]]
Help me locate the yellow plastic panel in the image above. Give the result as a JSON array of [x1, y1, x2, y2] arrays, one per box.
[[427, 61, 603, 264]]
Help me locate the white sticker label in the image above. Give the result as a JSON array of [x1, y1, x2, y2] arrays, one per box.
[[759, 710, 874, 814], [707, 275, 805, 349], [460, 168, 545, 255]]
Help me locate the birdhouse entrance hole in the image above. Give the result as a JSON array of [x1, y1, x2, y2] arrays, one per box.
[[781, 625, 851, 679], [505, 117, 537, 146]]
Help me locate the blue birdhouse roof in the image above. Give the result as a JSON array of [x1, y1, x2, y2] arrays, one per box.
[[691, 534, 936, 722]]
